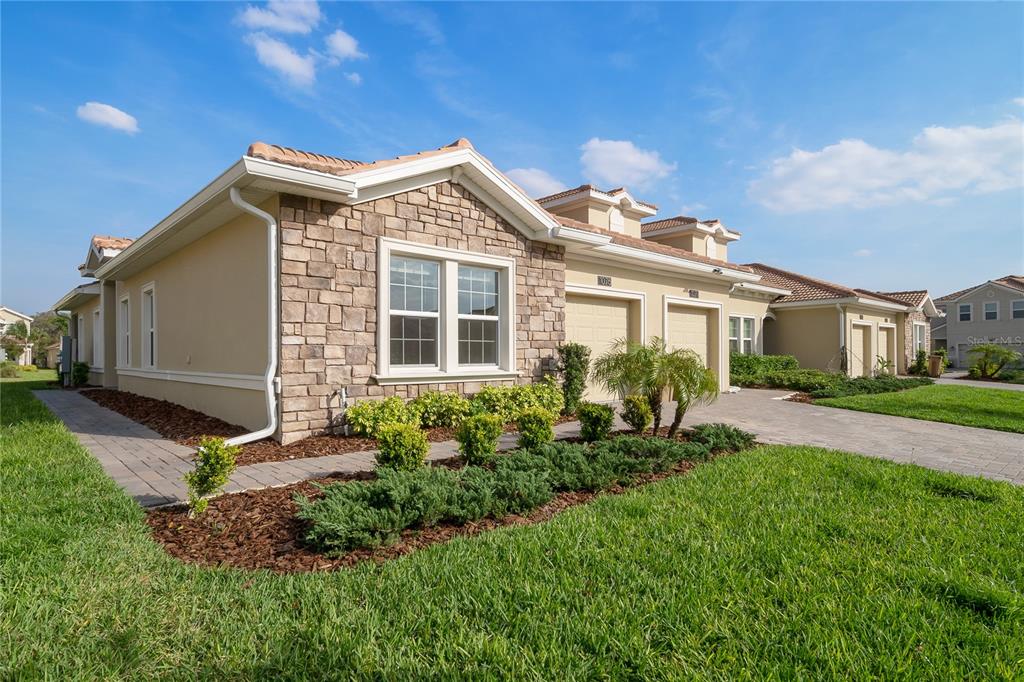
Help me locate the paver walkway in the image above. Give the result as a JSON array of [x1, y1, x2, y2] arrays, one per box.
[[36, 386, 1023, 508]]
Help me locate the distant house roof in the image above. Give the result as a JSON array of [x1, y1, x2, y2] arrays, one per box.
[[935, 275, 1024, 302], [535, 184, 658, 211], [92, 235, 134, 250], [874, 290, 929, 307], [0, 306, 33, 322], [745, 263, 908, 306], [246, 138, 476, 177]]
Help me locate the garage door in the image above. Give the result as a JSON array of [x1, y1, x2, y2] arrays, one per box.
[[878, 327, 894, 374], [666, 305, 710, 367], [565, 294, 630, 401], [850, 324, 869, 377]]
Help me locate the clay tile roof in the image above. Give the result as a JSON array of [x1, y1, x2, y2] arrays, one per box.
[[935, 275, 1024, 302], [553, 214, 751, 273], [874, 290, 929, 307], [996, 274, 1024, 293], [535, 184, 657, 210], [744, 263, 905, 305], [92, 235, 134, 250], [641, 216, 743, 236], [246, 138, 476, 177]]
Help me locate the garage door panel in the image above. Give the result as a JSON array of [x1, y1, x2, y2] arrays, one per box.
[[667, 306, 710, 367], [565, 295, 631, 402]]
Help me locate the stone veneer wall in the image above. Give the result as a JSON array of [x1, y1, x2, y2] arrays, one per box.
[[903, 310, 930, 371], [277, 181, 566, 443]]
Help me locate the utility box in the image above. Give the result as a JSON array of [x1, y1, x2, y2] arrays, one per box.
[[60, 335, 73, 386]]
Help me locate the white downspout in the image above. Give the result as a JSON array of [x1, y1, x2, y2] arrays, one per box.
[[225, 187, 279, 446], [836, 303, 847, 374]]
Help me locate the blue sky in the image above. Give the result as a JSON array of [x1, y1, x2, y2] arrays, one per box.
[[2, 1, 1022, 315]]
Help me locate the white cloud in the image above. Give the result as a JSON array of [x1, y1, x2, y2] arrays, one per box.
[[679, 202, 708, 215], [245, 33, 315, 87], [579, 138, 676, 189], [75, 102, 139, 134], [344, 72, 362, 86], [238, 1, 321, 34], [1015, 97, 1024, 107], [853, 248, 872, 257], [325, 28, 366, 62], [748, 120, 1024, 212], [505, 168, 566, 198]]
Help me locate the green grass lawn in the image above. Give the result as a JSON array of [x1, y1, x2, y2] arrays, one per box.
[[817, 384, 1024, 433], [3, 375, 1022, 678]]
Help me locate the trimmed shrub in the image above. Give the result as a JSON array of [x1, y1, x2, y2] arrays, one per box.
[[375, 423, 429, 471], [456, 413, 504, 465], [909, 349, 929, 376], [810, 374, 933, 399], [557, 342, 591, 415], [0, 362, 17, 378], [594, 435, 711, 466], [184, 437, 239, 516], [620, 394, 653, 433], [967, 344, 1022, 379], [20, 364, 37, 372], [688, 423, 755, 453], [470, 375, 564, 423], [516, 407, 555, 450], [412, 391, 471, 429], [732, 368, 846, 393], [345, 397, 420, 438], [729, 353, 798, 378], [577, 402, 615, 442], [71, 361, 90, 387]]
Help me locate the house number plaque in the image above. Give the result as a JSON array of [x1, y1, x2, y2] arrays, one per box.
[[597, 276, 612, 287]]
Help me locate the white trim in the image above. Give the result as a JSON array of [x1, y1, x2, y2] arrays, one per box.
[[141, 281, 157, 369], [911, 320, 928, 354], [0, 306, 32, 322], [53, 282, 100, 312], [1012, 299, 1024, 320], [116, 367, 265, 390], [377, 237, 516, 381], [587, 241, 760, 282], [118, 294, 130, 367], [770, 296, 909, 313], [728, 314, 757, 355], [91, 309, 102, 369], [982, 300, 999, 321], [662, 295, 727, 391], [730, 282, 791, 298], [538, 186, 657, 217], [565, 283, 648, 341], [941, 279, 1024, 304], [877, 322, 898, 374], [641, 221, 741, 242], [76, 315, 85, 363], [958, 302, 972, 323]]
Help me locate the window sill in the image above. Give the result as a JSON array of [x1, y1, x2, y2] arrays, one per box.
[[373, 369, 520, 386]]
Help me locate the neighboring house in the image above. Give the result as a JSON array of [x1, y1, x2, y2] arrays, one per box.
[[746, 264, 941, 376], [51, 138, 931, 444], [42, 341, 61, 369], [0, 306, 33, 365], [933, 275, 1024, 368]]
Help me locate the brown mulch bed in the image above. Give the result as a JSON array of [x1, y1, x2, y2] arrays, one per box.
[[146, 457, 698, 574], [784, 392, 815, 404], [80, 388, 578, 467]]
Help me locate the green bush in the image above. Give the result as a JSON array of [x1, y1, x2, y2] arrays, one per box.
[[732, 368, 846, 393], [967, 344, 1022, 379], [620, 394, 652, 433], [345, 397, 420, 437], [412, 391, 471, 429], [688, 423, 755, 453], [20, 363, 37, 372], [909, 349, 929, 376], [0, 362, 17, 378], [516, 407, 555, 450], [809, 375, 933, 399], [557, 342, 591, 415], [375, 423, 429, 471], [71, 361, 90, 387], [577, 402, 615, 442], [593, 435, 711, 466], [183, 437, 239, 516], [729, 353, 798, 378], [456, 413, 504, 465], [934, 347, 949, 373], [470, 375, 564, 423]]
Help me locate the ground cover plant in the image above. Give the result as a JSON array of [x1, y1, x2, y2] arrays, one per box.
[[730, 354, 935, 397], [4, 373, 1023, 678], [817, 384, 1024, 433]]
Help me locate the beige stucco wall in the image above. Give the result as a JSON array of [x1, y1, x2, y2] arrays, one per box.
[[111, 197, 275, 430], [844, 305, 904, 376], [646, 232, 729, 261], [564, 257, 772, 387], [765, 306, 842, 372]]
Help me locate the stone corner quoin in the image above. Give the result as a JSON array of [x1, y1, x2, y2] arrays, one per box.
[[277, 181, 566, 443]]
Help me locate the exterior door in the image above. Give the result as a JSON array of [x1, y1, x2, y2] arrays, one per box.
[[849, 324, 871, 377], [878, 327, 894, 374], [667, 306, 710, 367]]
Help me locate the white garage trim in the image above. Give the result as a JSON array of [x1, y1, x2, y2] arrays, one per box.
[[850, 320, 874, 377], [878, 322, 897, 374], [662, 295, 726, 390], [565, 283, 647, 340]]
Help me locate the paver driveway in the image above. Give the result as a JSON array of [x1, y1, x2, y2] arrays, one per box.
[[35, 386, 1023, 508]]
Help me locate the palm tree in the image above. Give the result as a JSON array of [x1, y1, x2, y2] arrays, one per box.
[[592, 337, 719, 436]]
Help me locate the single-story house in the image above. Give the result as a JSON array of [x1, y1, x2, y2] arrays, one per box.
[[932, 275, 1024, 367], [747, 264, 941, 376], [53, 138, 933, 444], [0, 305, 34, 365]]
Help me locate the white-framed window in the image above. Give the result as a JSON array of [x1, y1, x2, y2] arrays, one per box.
[[958, 303, 971, 322], [608, 208, 624, 233], [728, 315, 755, 354], [913, 322, 927, 352], [118, 295, 130, 366], [983, 301, 998, 321], [91, 309, 102, 368], [141, 282, 156, 368], [377, 238, 515, 381], [76, 315, 85, 362], [1013, 300, 1024, 320]]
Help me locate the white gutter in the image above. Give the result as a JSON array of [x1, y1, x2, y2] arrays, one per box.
[[225, 187, 279, 446]]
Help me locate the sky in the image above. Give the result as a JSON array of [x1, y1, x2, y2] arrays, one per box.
[[2, 1, 1022, 315]]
